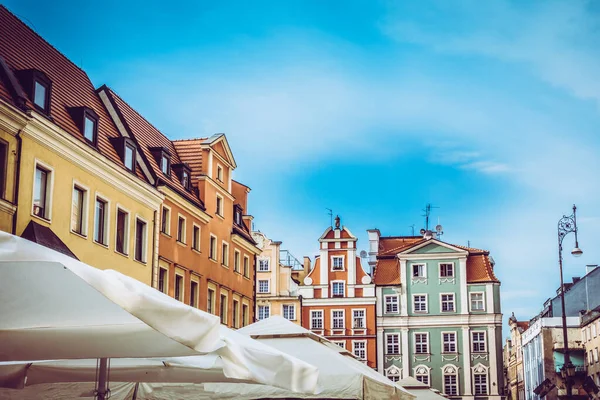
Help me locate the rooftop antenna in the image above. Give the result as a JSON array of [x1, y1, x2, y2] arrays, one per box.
[[326, 208, 333, 227], [468, 240, 471, 247], [409, 224, 415, 236], [435, 217, 444, 239], [422, 203, 439, 231]]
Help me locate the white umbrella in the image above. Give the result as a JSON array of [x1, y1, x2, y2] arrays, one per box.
[[0, 233, 318, 397]]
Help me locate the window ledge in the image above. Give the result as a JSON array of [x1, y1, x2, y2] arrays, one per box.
[[176, 240, 187, 247], [160, 232, 172, 238], [222, 264, 230, 269], [216, 213, 225, 220], [93, 240, 109, 249], [192, 248, 201, 255], [209, 257, 218, 263], [243, 275, 251, 280], [115, 250, 129, 258], [133, 258, 147, 266], [70, 230, 87, 239], [31, 213, 51, 224]]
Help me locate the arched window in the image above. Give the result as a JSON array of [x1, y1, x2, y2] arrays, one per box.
[[386, 365, 402, 382], [442, 364, 459, 396], [414, 365, 430, 386], [472, 363, 489, 395]]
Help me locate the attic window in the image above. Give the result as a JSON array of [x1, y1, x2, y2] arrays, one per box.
[[149, 147, 171, 178], [83, 111, 98, 144], [124, 143, 135, 171], [161, 154, 170, 175], [16, 69, 52, 114], [109, 137, 137, 172], [33, 81, 48, 110], [182, 170, 190, 188], [171, 163, 192, 191]]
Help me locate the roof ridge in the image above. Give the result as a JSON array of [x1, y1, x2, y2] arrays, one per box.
[[1, 5, 88, 76], [172, 137, 208, 143]]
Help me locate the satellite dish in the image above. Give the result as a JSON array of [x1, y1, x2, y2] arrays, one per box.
[[359, 250, 367, 258], [419, 228, 426, 235], [436, 224, 443, 233]]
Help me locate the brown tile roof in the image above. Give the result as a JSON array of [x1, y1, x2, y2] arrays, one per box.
[[0, 6, 144, 180], [516, 321, 530, 331], [373, 258, 400, 285], [173, 139, 206, 180], [466, 252, 499, 283], [378, 237, 426, 256]]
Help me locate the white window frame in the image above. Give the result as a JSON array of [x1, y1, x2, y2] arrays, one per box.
[[192, 223, 201, 252], [232, 298, 240, 328], [412, 263, 426, 278], [310, 309, 324, 330], [233, 249, 241, 273], [209, 234, 218, 261], [331, 309, 345, 329], [70, 181, 89, 236], [439, 262, 455, 278], [282, 304, 296, 320], [386, 333, 400, 355], [189, 276, 199, 308], [219, 291, 228, 325], [413, 293, 428, 313], [414, 365, 430, 386], [470, 292, 485, 312], [332, 341, 346, 349], [258, 258, 270, 272], [207, 287, 216, 314], [158, 266, 168, 294], [331, 255, 345, 271], [174, 272, 185, 302], [221, 240, 229, 267], [93, 193, 110, 247], [258, 279, 270, 294], [471, 331, 487, 353], [257, 304, 271, 320], [331, 280, 345, 297], [442, 331, 457, 353], [133, 215, 148, 263], [593, 323, 597, 338], [384, 295, 399, 314], [177, 214, 187, 244], [352, 340, 367, 361], [32, 159, 54, 221], [472, 364, 489, 395], [352, 308, 366, 329], [443, 364, 459, 396], [243, 255, 250, 277], [440, 293, 456, 313], [386, 365, 402, 382], [216, 163, 224, 182], [160, 205, 171, 235], [414, 332, 429, 354], [216, 193, 224, 217], [114, 205, 130, 256]]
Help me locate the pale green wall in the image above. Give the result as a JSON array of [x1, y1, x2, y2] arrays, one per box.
[[407, 258, 462, 315], [411, 243, 460, 254]]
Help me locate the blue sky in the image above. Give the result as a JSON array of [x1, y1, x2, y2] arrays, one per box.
[[8, 0, 600, 329]]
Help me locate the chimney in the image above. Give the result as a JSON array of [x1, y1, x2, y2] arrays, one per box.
[[587, 265, 598, 275], [367, 229, 380, 271]]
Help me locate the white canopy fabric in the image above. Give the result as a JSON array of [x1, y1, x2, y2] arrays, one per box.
[[0, 232, 319, 393], [396, 377, 449, 400]]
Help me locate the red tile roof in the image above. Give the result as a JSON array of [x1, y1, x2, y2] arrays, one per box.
[[379, 237, 426, 256], [373, 258, 400, 285], [173, 139, 206, 180], [0, 6, 144, 180], [516, 321, 530, 331]]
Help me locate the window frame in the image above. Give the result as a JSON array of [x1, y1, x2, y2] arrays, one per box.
[[190, 277, 199, 308], [82, 110, 98, 145], [331, 280, 345, 297], [174, 272, 184, 302], [243, 255, 250, 278], [310, 309, 324, 329], [160, 205, 171, 235], [207, 287, 216, 314], [32, 161, 54, 221], [232, 299, 239, 328], [332, 341, 346, 349], [414, 332, 430, 354], [93, 194, 110, 246], [177, 214, 187, 244], [32, 76, 51, 114], [216, 163, 224, 182], [209, 234, 218, 261], [331, 255, 345, 271], [412, 263, 427, 278], [386, 333, 400, 355], [192, 223, 201, 252], [472, 366, 489, 395], [134, 215, 148, 263], [440, 293, 456, 313], [283, 304, 296, 320], [258, 257, 270, 272], [384, 295, 399, 314], [414, 365, 430, 386], [161, 153, 171, 176], [257, 304, 270, 320], [413, 293, 428, 313], [331, 309, 345, 329], [442, 331, 457, 353], [158, 267, 168, 294], [242, 303, 249, 326], [219, 291, 228, 325], [443, 365, 459, 396], [470, 292, 485, 312], [233, 249, 241, 273], [258, 279, 270, 294], [124, 142, 136, 172], [70, 182, 89, 236], [472, 331, 487, 353], [352, 308, 366, 329], [114, 206, 130, 256], [439, 262, 455, 278], [352, 340, 367, 361], [216, 194, 224, 217], [221, 241, 230, 267]]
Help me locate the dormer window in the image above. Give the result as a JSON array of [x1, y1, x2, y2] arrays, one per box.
[[34, 81, 48, 110], [124, 143, 135, 171], [149, 147, 171, 178], [84, 113, 96, 143], [172, 163, 192, 191], [217, 165, 223, 182], [16, 69, 52, 114], [234, 205, 243, 226], [161, 154, 170, 175], [109, 137, 137, 173], [68, 106, 99, 146]]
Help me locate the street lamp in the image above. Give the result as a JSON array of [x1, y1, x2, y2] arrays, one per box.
[[557, 205, 582, 398]]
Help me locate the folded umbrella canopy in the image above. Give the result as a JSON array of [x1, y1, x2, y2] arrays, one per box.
[[0, 232, 318, 398]]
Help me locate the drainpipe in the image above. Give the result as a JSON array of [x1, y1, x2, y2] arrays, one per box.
[[150, 209, 158, 289], [11, 129, 22, 235], [253, 253, 257, 322]]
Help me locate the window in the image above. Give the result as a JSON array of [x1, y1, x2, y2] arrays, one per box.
[[441, 294, 455, 312], [124, 143, 135, 171], [175, 274, 184, 302], [242, 304, 248, 326], [258, 305, 270, 320], [332, 256, 344, 270], [33, 165, 51, 219], [412, 263, 426, 278], [115, 208, 129, 255], [333, 341, 346, 349], [470, 292, 485, 311], [593, 323, 597, 338], [234, 208, 242, 225], [387, 367, 401, 382], [71, 186, 86, 235], [83, 114, 97, 144], [34, 80, 49, 111], [413, 294, 428, 313], [311, 310, 323, 329], [190, 280, 198, 308], [415, 366, 430, 386], [222, 242, 229, 266], [283, 304, 295, 320], [258, 259, 270, 271], [134, 218, 147, 262], [232, 300, 239, 328], [474, 371, 488, 395], [258, 280, 270, 293], [332, 310, 345, 329], [415, 333, 429, 354], [385, 295, 399, 313], [353, 309, 365, 329], [353, 341, 366, 360], [440, 263, 454, 277], [161, 206, 170, 235], [207, 288, 215, 314], [443, 366, 459, 396], [158, 267, 167, 294], [234, 250, 240, 272], [386, 334, 400, 354], [177, 216, 186, 243], [0, 141, 7, 199], [595, 348, 599, 363], [182, 170, 190, 189], [216, 195, 223, 216], [192, 225, 200, 251], [243, 256, 250, 277], [161, 154, 170, 175], [332, 281, 345, 297], [472, 331, 486, 353], [216, 165, 223, 181], [443, 332, 457, 353], [220, 294, 227, 324], [94, 197, 108, 245], [209, 235, 217, 260]]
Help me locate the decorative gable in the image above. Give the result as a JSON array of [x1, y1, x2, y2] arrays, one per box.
[[410, 243, 461, 254]]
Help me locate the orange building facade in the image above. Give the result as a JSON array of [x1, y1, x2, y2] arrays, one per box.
[[299, 217, 377, 368], [98, 87, 260, 328]]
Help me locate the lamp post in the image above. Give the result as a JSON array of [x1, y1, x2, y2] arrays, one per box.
[[557, 205, 582, 398]]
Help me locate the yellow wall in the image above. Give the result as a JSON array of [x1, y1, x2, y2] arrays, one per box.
[[0, 106, 24, 233], [15, 129, 162, 285]]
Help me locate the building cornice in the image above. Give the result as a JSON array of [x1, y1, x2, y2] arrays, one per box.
[[158, 185, 211, 224], [196, 175, 236, 201], [0, 100, 30, 135], [232, 233, 261, 255], [376, 313, 503, 328], [397, 252, 468, 261], [302, 297, 377, 306]]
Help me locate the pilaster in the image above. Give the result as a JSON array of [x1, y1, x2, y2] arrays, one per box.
[[488, 325, 499, 395], [401, 328, 410, 379], [377, 327, 385, 372], [462, 326, 473, 396], [459, 257, 468, 314], [399, 259, 408, 316]]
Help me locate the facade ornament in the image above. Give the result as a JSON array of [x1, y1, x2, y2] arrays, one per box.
[[334, 215, 340, 229]]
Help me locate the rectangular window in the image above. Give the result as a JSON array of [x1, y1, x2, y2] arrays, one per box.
[[190, 280, 198, 308], [83, 115, 96, 143], [385, 295, 399, 313], [33, 165, 50, 219], [174, 274, 183, 301], [222, 242, 229, 266], [444, 374, 458, 396], [207, 289, 215, 314], [386, 334, 400, 354], [470, 292, 485, 311], [158, 267, 167, 294], [124, 143, 135, 171], [258, 279, 270, 293], [217, 165, 223, 181], [283, 304, 295, 320], [0, 141, 7, 199], [412, 263, 426, 278], [216, 195, 223, 216], [311, 310, 323, 329], [416, 372, 429, 386], [413, 294, 427, 313], [192, 225, 200, 251], [443, 332, 457, 353], [209, 235, 217, 260], [134, 218, 147, 262], [593, 323, 597, 338], [34, 81, 47, 110], [332, 310, 345, 329], [243, 256, 249, 277], [220, 294, 227, 324], [258, 305, 270, 320], [441, 294, 455, 312], [332, 256, 344, 270], [71, 186, 85, 235], [242, 304, 248, 326], [440, 263, 454, 277], [94, 197, 108, 245], [115, 208, 129, 255], [232, 300, 239, 328], [182, 170, 190, 189], [234, 250, 240, 272], [472, 331, 486, 353], [332, 281, 345, 297], [595, 348, 599, 363], [353, 309, 365, 329], [333, 341, 346, 349], [258, 259, 270, 271], [415, 333, 429, 354], [353, 341, 366, 360], [474, 373, 488, 395], [161, 154, 170, 175], [177, 216, 186, 243], [161, 206, 170, 234]]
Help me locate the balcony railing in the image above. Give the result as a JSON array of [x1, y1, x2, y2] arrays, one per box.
[[280, 250, 303, 270]]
